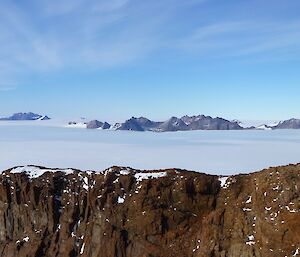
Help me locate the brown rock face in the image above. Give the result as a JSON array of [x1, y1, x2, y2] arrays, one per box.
[[0, 164, 299, 257]]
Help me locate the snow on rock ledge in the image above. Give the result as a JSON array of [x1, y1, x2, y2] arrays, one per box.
[[7, 165, 169, 182], [134, 171, 167, 182], [9, 166, 75, 178]]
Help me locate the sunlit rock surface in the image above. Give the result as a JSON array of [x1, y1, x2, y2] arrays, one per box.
[[0, 164, 299, 257]]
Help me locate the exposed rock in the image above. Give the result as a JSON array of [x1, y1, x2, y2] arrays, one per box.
[[133, 117, 162, 130], [0, 112, 50, 121], [274, 118, 300, 129], [86, 120, 111, 129], [114, 115, 242, 132], [0, 164, 300, 256], [182, 115, 242, 130], [102, 122, 111, 129], [115, 117, 161, 131], [157, 117, 189, 132], [116, 117, 145, 131]]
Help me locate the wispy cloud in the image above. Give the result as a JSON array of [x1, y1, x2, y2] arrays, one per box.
[[0, 0, 300, 84], [0, 0, 199, 77], [177, 20, 300, 60]]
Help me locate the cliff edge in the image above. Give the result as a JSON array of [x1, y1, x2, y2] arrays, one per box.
[[0, 164, 299, 257]]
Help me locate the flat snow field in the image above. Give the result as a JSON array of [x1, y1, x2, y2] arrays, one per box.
[[1, 122, 300, 175]]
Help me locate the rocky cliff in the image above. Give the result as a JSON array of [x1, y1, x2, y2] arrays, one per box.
[[0, 164, 299, 257]]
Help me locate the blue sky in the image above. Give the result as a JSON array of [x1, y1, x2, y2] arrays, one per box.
[[0, 0, 300, 121]]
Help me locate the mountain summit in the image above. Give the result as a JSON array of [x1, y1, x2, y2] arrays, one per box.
[[0, 112, 50, 121], [112, 115, 243, 132]]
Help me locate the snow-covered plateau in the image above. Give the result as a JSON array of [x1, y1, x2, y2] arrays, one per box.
[[1, 122, 300, 175]]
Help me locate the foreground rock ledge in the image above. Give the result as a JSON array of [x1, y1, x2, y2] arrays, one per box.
[[0, 164, 300, 257]]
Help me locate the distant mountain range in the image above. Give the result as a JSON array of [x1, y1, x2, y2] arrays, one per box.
[[3, 113, 300, 131], [0, 112, 50, 121], [68, 116, 300, 132], [69, 115, 244, 132]]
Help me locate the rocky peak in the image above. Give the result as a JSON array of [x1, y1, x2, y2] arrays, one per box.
[[86, 120, 111, 129], [181, 115, 243, 130], [181, 115, 197, 125], [0, 112, 50, 121], [114, 117, 162, 132], [274, 118, 300, 129], [135, 117, 160, 128], [116, 117, 145, 131], [158, 116, 189, 132]]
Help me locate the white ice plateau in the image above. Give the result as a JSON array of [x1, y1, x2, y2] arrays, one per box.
[[1, 121, 300, 175]]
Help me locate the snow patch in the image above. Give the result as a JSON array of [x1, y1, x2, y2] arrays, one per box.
[[65, 122, 87, 129], [117, 196, 125, 204], [218, 176, 234, 189], [246, 196, 252, 204], [246, 235, 255, 246], [119, 169, 130, 175], [80, 243, 85, 255], [134, 172, 167, 182], [218, 177, 228, 187], [23, 236, 29, 242], [82, 176, 89, 191], [9, 166, 75, 178]]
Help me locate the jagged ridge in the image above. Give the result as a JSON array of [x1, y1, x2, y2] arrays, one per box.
[[78, 115, 243, 132], [0, 112, 50, 121]]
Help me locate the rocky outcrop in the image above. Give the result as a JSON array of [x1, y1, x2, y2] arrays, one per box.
[[273, 118, 300, 129], [113, 115, 243, 132], [116, 117, 146, 131], [0, 164, 300, 257], [0, 112, 50, 121], [182, 115, 242, 130], [114, 117, 162, 131], [157, 117, 189, 132], [86, 120, 111, 129]]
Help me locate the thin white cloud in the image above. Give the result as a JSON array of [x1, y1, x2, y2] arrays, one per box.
[[0, 0, 163, 71], [177, 20, 300, 59], [0, 0, 194, 77], [0, 0, 299, 84]]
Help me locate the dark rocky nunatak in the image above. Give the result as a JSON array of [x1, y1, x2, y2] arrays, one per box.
[[115, 117, 145, 131], [157, 116, 189, 131], [0, 112, 50, 120], [181, 115, 242, 130], [0, 164, 300, 256], [114, 117, 161, 131], [273, 118, 300, 129], [113, 115, 243, 132], [86, 120, 111, 129]]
